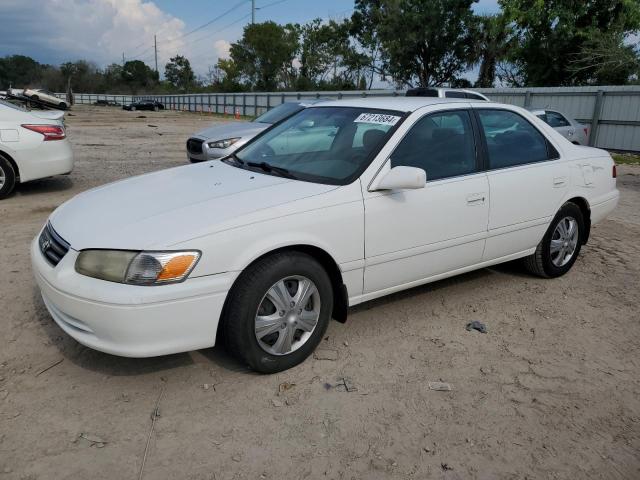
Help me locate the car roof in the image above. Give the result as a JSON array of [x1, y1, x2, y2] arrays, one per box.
[[307, 96, 480, 112]]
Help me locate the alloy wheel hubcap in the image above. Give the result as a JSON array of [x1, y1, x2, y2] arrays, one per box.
[[254, 275, 320, 356], [550, 216, 579, 267], [0, 165, 5, 188]]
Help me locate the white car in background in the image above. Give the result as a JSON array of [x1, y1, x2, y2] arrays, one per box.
[[0, 100, 74, 198], [406, 87, 490, 101], [23, 88, 68, 110], [186, 99, 327, 162], [32, 98, 618, 373], [528, 108, 589, 145]]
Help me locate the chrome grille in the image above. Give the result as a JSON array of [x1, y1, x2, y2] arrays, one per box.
[[187, 138, 204, 154], [39, 223, 70, 267]]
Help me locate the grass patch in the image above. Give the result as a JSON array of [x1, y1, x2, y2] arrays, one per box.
[[610, 152, 640, 165]]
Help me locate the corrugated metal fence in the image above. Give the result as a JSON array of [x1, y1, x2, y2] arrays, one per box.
[[61, 86, 640, 151]]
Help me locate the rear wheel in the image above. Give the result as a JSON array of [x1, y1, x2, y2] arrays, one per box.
[[222, 252, 333, 373], [131, 106, 136, 111], [58, 102, 67, 110], [0, 156, 16, 199], [154, 105, 159, 112], [523, 202, 584, 278]]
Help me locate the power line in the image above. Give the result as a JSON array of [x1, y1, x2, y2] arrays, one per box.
[[171, 0, 248, 41]]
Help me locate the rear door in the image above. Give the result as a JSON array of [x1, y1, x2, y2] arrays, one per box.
[[475, 108, 569, 260]]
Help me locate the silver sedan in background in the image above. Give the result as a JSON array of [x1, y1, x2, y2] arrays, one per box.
[[528, 108, 589, 145], [186, 99, 327, 162]]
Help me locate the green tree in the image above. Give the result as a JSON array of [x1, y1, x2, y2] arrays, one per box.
[[470, 14, 514, 87], [0, 55, 44, 88], [352, 0, 477, 87], [229, 21, 299, 90], [121, 60, 157, 93], [501, 0, 640, 86], [164, 55, 196, 91]]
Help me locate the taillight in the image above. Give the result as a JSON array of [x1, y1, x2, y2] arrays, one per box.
[[612, 164, 617, 178], [21, 124, 66, 141]]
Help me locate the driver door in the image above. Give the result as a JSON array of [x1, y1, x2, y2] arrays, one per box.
[[362, 108, 489, 294]]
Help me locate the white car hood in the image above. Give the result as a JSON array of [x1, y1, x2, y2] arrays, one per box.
[[193, 121, 269, 141], [50, 161, 336, 251]]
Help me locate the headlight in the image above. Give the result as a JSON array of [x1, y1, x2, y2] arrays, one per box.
[[207, 137, 240, 149], [75, 250, 201, 286]]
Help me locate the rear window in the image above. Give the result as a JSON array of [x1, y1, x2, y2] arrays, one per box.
[[254, 102, 304, 124], [405, 88, 439, 97]]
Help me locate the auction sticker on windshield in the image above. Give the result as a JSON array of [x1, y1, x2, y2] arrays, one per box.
[[354, 113, 400, 126]]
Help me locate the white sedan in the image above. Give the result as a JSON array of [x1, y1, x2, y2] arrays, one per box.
[[0, 100, 74, 198], [31, 98, 619, 373]]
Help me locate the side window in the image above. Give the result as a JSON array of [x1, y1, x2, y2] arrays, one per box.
[[545, 111, 570, 128], [477, 109, 551, 169], [466, 93, 486, 101], [391, 110, 477, 181], [445, 91, 466, 99]]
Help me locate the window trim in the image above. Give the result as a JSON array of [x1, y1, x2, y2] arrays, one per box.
[[472, 107, 561, 173], [387, 108, 483, 183]]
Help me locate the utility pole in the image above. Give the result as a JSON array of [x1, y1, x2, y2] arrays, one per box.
[[122, 52, 125, 66], [251, 0, 255, 24], [154, 35, 158, 73]]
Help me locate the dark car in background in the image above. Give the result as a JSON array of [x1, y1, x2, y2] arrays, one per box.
[[123, 99, 164, 111]]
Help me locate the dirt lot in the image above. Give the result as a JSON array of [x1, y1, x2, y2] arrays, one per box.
[[1, 105, 639, 479]]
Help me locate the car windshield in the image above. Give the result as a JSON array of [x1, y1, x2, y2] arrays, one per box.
[[232, 106, 404, 185], [253, 102, 305, 124]]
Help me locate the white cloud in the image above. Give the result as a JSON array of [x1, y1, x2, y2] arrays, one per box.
[[0, 0, 190, 71], [213, 39, 231, 60]]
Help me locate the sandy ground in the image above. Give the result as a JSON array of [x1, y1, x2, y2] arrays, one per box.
[[0, 105, 639, 479]]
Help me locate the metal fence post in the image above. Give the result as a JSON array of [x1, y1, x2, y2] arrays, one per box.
[[266, 93, 271, 111], [242, 94, 247, 116], [524, 90, 532, 108], [589, 90, 605, 147]]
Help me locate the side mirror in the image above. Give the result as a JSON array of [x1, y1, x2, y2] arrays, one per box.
[[373, 166, 426, 191]]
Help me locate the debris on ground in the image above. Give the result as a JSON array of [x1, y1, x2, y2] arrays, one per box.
[[271, 398, 283, 407], [313, 348, 339, 361], [335, 377, 358, 393], [147, 124, 158, 128], [278, 382, 295, 395], [78, 433, 107, 448], [136, 115, 146, 118], [441, 463, 453, 471], [428, 381, 452, 391], [466, 320, 488, 333], [35, 358, 64, 377]]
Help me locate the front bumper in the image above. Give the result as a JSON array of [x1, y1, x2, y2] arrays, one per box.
[[31, 235, 235, 357]]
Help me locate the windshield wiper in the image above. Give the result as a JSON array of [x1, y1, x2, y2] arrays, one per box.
[[246, 161, 297, 179]]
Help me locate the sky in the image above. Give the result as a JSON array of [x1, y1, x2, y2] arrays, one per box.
[[0, 0, 500, 82]]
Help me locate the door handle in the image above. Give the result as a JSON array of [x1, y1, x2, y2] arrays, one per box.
[[466, 193, 486, 205], [553, 176, 567, 187]]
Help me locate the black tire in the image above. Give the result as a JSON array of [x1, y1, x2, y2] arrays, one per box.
[[58, 102, 67, 110], [523, 202, 584, 278], [131, 106, 136, 111], [154, 105, 159, 112], [222, 251, 334, 373], [0, 155, 16, 199]]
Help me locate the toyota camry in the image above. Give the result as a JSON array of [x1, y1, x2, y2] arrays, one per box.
[[32, 97, 619, 373]]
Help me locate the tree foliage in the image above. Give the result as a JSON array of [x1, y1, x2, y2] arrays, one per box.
[[229, 21, 299, 91], [351, 0, 478, 87], [500, 0, 640, 86], [164, 55, 195, 91]]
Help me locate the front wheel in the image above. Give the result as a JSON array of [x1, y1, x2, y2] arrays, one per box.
[[131, 106, 136, 111], [154, 105, 159, 112], [523, 202, 584, 278], [222, 252, 333, 373], [0, 156, 16, 199]]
